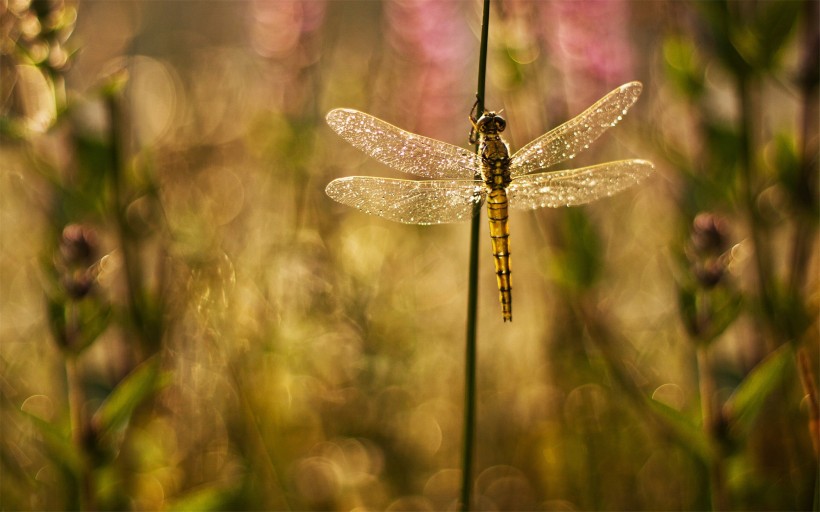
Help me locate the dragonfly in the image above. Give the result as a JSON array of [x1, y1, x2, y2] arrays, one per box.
[[325, 81, 654, 322]]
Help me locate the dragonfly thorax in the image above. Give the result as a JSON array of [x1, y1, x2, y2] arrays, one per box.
[[469, 110, 506, 145], [476, 114, 511, 188]]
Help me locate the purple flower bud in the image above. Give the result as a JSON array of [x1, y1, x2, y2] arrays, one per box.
[[687, 213, 732, 289], [56, 224, 99, 299]]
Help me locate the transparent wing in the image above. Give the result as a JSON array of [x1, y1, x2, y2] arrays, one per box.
[[326, 176, 485, 225], [507, 159, 654, 210], [509, 82, 644, 178], [327, 109, 481, 180]]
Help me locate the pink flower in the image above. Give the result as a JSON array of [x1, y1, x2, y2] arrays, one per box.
[[383, 0, 474, 142], [542, 0, 637, 109]]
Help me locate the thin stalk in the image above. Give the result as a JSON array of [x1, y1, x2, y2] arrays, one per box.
[[461, 1, 490, 510], [736, 76, 776, 338], [106, 92, 135, 314], [789, 0, 818, 306], [66, 356, 94, 510], [697, 345, 727, 511], [106, 81, 151, 354]]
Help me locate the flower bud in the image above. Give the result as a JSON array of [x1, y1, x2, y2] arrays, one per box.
[[56, 223, 99, 299], [686, 213, 732, 289]]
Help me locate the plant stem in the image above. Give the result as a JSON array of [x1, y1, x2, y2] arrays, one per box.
[[736, 76, 776, 344], [106, 79, 155, 356], [66, 357, 94, 510], [461, 1, 490, 510], [789, 0, 818, 313], [697, 345, 727, 511]]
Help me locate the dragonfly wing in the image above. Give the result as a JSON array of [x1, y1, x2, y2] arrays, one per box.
[[509, 82, 644, 178], [507, 159, 654, 210], [327, 109, 481, 180], [326, 176, 485, 225]]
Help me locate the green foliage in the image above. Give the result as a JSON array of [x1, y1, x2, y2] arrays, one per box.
[[47, 294, 112, 356], [725, 344, 795, 437], [20, 411, 83, 484], [1, 1, 816, 510], [165, 486, 237, 511], [547, 209, 603, 292], [646, 396, 711, 462], [677, 283, 743, 346], [694, 0, 801, 76], [663, 36, 705, 98], [91, 356, 168, 439]]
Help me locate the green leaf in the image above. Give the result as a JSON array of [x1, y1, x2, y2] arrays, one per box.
[[46, 297, 112, 356], [646, 397, 711, 463], [73, 300, 112, 353], [46, 295, 69, 349], [676, 285, 742, 346], [770, 131, 816, 215], [19, 410, 82, 477], [702, 122, 741, 193], [693, 0, 750, 77], [703, 286, 743, 344], [663, 36, 705, 98], [748, 0, 801, 70], [547, 209, 602, 292], [724, 344, 795, 435], [677, 285, 700, 339], [72, 134, 111, 213], [696, 0, 800, 75], [92, 356, 169, 438], [164, 485, 236, 512]]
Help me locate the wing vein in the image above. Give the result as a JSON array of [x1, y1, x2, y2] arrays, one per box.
[[326, 176, 485, 225], [510, 82, 643, 177], [327, 109, 481, 180], [507, 159, 654, 209]]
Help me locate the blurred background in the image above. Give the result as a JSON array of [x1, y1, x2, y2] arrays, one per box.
[[1, 0, 817, 510]]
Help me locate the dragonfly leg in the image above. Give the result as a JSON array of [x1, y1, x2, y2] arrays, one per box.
[[469, 96, 481, 144]]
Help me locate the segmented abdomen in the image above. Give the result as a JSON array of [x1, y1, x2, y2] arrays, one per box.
[[486, 187, 512, 322]]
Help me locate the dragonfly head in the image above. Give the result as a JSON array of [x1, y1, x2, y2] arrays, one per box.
[[468, 107, 507, 144], [475, 112, 507, 136]]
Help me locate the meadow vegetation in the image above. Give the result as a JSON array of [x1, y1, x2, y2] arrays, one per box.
[[1, 1, 817, 509]]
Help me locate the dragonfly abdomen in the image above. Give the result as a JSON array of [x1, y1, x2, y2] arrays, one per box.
[[487, 186, 512, 322]]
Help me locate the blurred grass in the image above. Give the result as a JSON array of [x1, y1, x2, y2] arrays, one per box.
[[1, 0, 817, 510]]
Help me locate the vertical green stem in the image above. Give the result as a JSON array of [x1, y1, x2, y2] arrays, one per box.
[[461, 1, 490, 510], [107, 92, 136, 322], [736, 76, 776, 337], [789, 0, 818, 308], [66, 357, 94, 510], [697, 345, 727, 511], [106, 79, 153, 355]]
